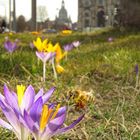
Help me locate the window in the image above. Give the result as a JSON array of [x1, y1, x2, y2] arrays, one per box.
[[99, 0, 103, 5], [85, 12, 89, 17], [84, 19, 90, 27]]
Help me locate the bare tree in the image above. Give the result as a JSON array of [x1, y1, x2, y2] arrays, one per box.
[[37, 6, 48, 22]]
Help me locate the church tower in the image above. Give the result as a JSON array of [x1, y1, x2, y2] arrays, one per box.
[[55, 0, 71, 30], [58, 0, 68, 22]]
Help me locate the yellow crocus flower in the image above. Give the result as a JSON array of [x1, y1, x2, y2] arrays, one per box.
[[33, 37, 48, 52], [61, 30, 72, 35], [55, 44, 67, 63], [45, 42, 57, 52], [56, 64, 65, 73], [31, 31, 41, 35]]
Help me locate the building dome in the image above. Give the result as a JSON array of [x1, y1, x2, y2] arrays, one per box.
[[55, 0, 72, 30], [59, 0, 68, 20]]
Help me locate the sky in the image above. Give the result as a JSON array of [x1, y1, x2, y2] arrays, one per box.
[[0, 0, 78, 22]]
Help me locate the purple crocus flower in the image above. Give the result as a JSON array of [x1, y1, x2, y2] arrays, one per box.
[[4, 40, 17, 53], [63, 43, 73, 51], [24, 103, 84, 140], [0, 84, 55, 140], [72, 41, 81, 48], [36, 51, 55, 63], [108, 37, 113, 42], [0, 84, 84, 140], [36, 51, 56, 82]]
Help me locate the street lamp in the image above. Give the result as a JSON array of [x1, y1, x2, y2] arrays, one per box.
[[9, 0, 16, 32], [9, 0, 12, 31], [32, 0, 37, 31]]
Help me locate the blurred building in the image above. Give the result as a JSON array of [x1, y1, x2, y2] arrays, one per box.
[[78, 0, 120, 30]]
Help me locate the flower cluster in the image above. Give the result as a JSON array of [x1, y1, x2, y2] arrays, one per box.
[[33, 37, 69, 80]]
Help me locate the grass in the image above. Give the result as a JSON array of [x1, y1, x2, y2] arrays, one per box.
[[0, 28, 140, 139]]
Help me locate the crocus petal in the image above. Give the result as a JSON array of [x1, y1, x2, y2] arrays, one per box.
[[55, 44, 66, 63], [36, 52, 55, 63], [55, 106, 66, 118], [4, 41, 17, 53], [0, 99, 7, 111], [42, 39, 48, 50], [0, 93, 5, 102], [36, 51, 45, 62], [0, 118, 13, 130], [63, 44, 73, 51], [34, 88, 44, 102], [56, 65, 65, 73], [0, 102, 21, 135], [18, 115, 33, 140], [55, 114, 85, 134], [20, 85, 35, 112], [3, 85, 19, 111], [42, 113, 66, 139], [12, 42, 17, 51], [47, 108, 66, 132], [36, 37, 42, 51], [30, 97, 43, 122], [42, 87, 55, 104], [13, 109, 31, 140], [4, 41, 12, 52], [24, 110, 39, 132], [73, 41, 80, 47], [49, 103, 55, 109]]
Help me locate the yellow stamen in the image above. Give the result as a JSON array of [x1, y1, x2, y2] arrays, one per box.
[[51, 104, 60, 120], [40, 105, 53, 131], [17, 85, 25, 105]]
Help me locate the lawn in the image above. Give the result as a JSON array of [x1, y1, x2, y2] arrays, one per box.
[[0, 28, 140, 140]]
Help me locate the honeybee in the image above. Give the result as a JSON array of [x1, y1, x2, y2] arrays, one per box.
[[68, 89, 95, 109]]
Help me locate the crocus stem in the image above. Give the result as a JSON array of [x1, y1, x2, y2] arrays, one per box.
[[9, 53, 13, 67], [43, 62, 46, 82], [52, 58, 57, 79], [20, 127, 30, 140], [65, 53, 68, 61], [76, 47, 79, 51], [37, 58, 40, 66], [136, 75, 139, 88]]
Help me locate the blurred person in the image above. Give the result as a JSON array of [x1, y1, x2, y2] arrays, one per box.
[[0, 19, 7, 33]]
